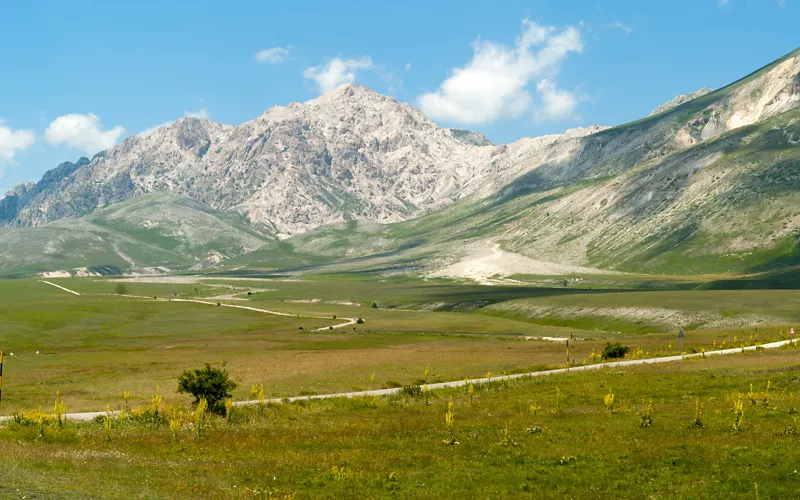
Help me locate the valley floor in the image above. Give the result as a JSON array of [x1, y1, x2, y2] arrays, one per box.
[[1, 274, 799, 498]]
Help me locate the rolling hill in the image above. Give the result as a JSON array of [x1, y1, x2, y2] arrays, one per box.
[[0, 193, 270, 276]]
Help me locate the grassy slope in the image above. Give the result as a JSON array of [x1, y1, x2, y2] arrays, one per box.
[[0, 193, 272, 276], [482, 289, 800, 333]]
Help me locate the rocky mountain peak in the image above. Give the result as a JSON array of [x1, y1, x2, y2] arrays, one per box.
[[172, 117, 213, 157], [650, 88, 714, 116]]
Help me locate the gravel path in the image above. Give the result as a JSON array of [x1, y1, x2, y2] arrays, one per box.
[[40, 280, 81, 296], [130, 296, 358, 331]]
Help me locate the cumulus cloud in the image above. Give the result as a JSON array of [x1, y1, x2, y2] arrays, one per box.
[[535, 79, 583, 121], [417, 19, 583, 124], [303, 57, 375, 94], [405, 63, 412, 72], [45, 113, 124, 154], [0, 119, 35, 164], [255, 46, 292, 64]]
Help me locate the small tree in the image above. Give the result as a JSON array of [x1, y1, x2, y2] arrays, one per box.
[[371, 302, 378, 309], [601, 342, 630, 360], [115, 283, 127, 295], [177, 364, 237, 415]]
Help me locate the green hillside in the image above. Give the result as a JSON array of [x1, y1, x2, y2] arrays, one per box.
[[0, 193, 271, 277]]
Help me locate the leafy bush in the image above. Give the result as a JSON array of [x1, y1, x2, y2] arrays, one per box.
[[114, 283, 127, 295], [370, 302, 378, 309], [601, 342, 630, 359], [177, 364, 237, 415]]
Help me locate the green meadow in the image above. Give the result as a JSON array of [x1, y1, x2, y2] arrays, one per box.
[[1, 275, 799, 498], [1, 349, 798, 498]]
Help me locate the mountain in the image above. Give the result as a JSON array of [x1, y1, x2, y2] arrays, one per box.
[[1, 85, 537, 237], [1, 48, 799, 278], [248, 48, 800, 279]]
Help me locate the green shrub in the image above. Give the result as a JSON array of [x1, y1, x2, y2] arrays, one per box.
[[601, 342, 630, 359], [177, 364, 237, 415]]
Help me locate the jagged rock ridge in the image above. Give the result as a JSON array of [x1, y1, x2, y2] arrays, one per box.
[[650, 88, 714, 116]]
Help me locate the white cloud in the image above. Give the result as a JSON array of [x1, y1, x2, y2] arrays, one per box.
[[535, 79, 583, 121], [46, 114, 124, 154], [303, 56, 375, 94], [405, 63, 412, 72], [383, 72, 403, 95], [605, 21, 633, 35], [417, 19, 583, 124], [255, 46, 292, 64], [184, 108, 209, 119], [0, 119, 35, 164]]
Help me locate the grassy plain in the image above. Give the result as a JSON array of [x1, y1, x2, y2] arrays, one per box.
[[0, 278, 599, 413], [1, 349, 798, 498], [1, 275, 799, 498], [1, 277, 795, 414]]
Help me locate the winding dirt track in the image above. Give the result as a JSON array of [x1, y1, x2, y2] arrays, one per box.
[[2, 280, 796, 421], [40, 280, 81, 295], [121, 295, 358, 331]]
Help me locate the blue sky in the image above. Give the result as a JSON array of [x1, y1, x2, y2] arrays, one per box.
[[0, 0, 797, 195]]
